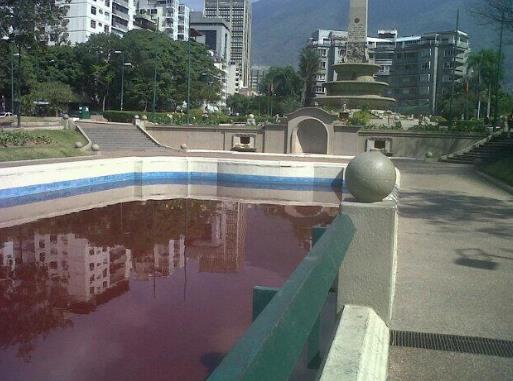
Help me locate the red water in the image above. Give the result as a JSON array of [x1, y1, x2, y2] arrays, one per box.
[[0, 199, 337, 381]]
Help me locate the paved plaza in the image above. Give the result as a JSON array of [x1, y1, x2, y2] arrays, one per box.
[[389, 161, 513, 380]]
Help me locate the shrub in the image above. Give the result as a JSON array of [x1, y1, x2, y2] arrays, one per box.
[[103, 110, 271, 126], [0, 131, 53, 147], [349, 110, 372, 126]]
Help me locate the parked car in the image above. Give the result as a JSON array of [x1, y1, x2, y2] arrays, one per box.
[[0, 112, 13, 118]]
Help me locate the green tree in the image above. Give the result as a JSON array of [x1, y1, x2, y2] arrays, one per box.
[[298, 47, 320, 107], [261, 66, 302, 99], [23, 81, 78, 116], [74, 33, 123, 111], [0, 0, 70, 47], [467, 49, 503, 119], [0, 0, 70, 120]]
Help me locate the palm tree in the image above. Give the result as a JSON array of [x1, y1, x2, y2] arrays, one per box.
[[467, 49, 502, 119], [299, 47, 320, 107]]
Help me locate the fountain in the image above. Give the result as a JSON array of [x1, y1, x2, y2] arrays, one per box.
[[317, 0, 395, 110]]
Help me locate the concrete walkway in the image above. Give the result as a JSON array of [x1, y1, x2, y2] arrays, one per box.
[[389, 161, 513, 380]]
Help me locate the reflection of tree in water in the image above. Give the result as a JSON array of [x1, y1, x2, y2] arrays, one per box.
[[0, 200, 222, 259], [0, 264, 72, 361]]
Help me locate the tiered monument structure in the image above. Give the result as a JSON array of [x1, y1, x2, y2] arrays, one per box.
[[317, 0, 395, 110]]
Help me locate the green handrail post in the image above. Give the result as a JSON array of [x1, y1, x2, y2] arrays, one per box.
[[252, 286, 279, 322], [208, 214, 355, 381], [307, 225, 329, 369]]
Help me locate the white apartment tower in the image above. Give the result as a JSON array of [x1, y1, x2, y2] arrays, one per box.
[[137, 0, 189, 41], [204, 0, 252, 90], [178, 4, 190, 41], [56, 0, 115, 44], [57, 0, 189, 44]]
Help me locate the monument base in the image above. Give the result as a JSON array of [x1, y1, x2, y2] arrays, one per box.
[[316, 95, 396, 111]]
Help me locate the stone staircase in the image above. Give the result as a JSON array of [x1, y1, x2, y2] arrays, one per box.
[[442, 133, 513, 165], [79, 123, 163, 151]]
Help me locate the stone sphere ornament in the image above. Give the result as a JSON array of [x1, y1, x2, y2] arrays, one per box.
[[425, 151, 433, 159], [91, 144, 100, 152], [180, 143, 188, 150], [74, 141, 83, 149], [345, 152, 397, 203]]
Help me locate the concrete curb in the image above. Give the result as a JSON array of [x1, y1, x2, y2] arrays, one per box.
[[320, 305, 389, 381], [73, 122, 93, 152], [475, 169, 513, 196]]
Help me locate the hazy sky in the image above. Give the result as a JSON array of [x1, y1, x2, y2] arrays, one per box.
[[181, 0, 204, 11]]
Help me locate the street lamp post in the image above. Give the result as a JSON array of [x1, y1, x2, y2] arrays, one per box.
[[113, 50, 131, 112], [187, 29, 202, 125], [15, 46, 21, 128]]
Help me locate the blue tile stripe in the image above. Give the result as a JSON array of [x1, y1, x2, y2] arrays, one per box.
[[0, 171, 344, 204]]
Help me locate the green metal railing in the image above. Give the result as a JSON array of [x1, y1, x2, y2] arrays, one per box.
[[208, 214, 355, 381]]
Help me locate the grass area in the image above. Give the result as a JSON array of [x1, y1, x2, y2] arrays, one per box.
[[482, 156, 513, 187], [0, 129, 88, 162]]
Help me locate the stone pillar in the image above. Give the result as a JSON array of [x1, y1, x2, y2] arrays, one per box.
[[337, 152, 398, 324], [346, 0, 369, 63]]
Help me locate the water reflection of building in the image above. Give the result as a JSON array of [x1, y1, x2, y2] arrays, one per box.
[[33, 233, 131, 304], [153, 236, 186, 277], [189, 202, 247, 273], [0, 241, 15, 271]]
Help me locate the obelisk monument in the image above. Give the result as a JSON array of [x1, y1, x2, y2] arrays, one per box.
[[316, 0, 395, 110], [345, 0, 369, 63]]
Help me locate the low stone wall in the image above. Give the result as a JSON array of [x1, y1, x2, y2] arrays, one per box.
[[0, 156, 345, 212], [358, 130, 485, 159], [145, 123, 483, 159], [320, 305, 389, 381]]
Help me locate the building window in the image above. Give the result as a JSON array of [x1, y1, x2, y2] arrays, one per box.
[[91, 6, 97, 15], [89, 263, 95, 271], [105, 0, 110, 6], [103, 269, 108, 277], [91, 20, 96, 29], [90, 287, 95, 295], [104, 25, 109, 33], [39, 240, 45, 249]]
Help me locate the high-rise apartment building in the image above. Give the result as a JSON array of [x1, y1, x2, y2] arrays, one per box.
[[56, 0, 121, 44], [111, 0, 136, 36], [204, 0, 252, 90], [190, 11, 236, 104], [390, 30, 470, 115], [250, 65, 269, 95], [136, 0, 189, 40], [57, 0, 189, 44], [177, 4, 190, 40]]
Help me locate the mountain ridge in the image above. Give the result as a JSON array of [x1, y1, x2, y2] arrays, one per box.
[[251, 0, 510, 82]]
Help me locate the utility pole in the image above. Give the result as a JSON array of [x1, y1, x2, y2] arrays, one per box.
[[16, 44, 21, 128], [187, 35, 191, 124], [120, 51, 126, 111], [492, 12, 505, 131], [152, 53, 158, 114], [448, 9, 459, 127]]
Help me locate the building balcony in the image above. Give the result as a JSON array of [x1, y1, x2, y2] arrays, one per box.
[[112, 21, 129, 32], [112, 8, 130, 21], [113, 0, 129, 8]]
